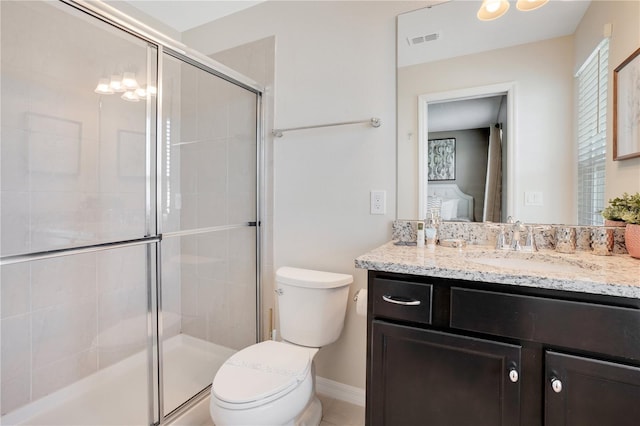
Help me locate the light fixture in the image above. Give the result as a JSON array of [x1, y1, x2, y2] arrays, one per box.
[[121, 91, 140, 102], [135, 87, 147, 99], [94, 78, 114, 95], [478, 0, 549, 21], [109, 74, 125, 92], [477, 0, 510, 21], [516, 0, 549, 12], [122, 72, 139, 90]]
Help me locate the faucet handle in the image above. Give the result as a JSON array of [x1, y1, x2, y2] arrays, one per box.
[[496, 227, 506, 250], [524, 226, 538, 252]]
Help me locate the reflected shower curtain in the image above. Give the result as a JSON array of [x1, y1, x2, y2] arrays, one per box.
[[483, 125, 502, 222]]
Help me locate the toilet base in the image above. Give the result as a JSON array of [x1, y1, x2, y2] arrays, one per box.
[[295, 395, 322, 426]]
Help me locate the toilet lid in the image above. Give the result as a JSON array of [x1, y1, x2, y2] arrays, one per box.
[[212, 341, 312, 405]]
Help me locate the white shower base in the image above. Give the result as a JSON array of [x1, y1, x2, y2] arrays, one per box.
[[1, 334, 235, 426]]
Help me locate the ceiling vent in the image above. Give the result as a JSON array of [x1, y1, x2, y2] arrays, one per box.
[[407, 32, 441, 46]]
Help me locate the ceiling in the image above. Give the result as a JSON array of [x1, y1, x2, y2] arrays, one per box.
[[400, 0, 591, 133], [398, 0, 591, 68], [119, 0, 591, 133], [122, 0, 265, 32]]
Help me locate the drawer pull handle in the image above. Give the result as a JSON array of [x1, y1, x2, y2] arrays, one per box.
[[382, 295, 421, 306], [551, 378, 563, 393], [509, 368, 519, 383]]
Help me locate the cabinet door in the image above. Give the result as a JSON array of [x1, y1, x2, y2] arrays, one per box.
[[545, 351, 640, 426], [369, 320, 521, 426]]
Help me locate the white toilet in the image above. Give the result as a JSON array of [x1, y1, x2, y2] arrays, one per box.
[[210, 266, 353, 426]]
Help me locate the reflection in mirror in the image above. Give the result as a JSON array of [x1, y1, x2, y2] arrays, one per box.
[[397, 0, 640, 225], [420, 90, 509, 223]]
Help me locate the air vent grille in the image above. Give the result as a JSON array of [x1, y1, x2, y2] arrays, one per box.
[[407, 32, 441, 46]]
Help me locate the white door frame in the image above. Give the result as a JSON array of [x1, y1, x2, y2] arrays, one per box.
[[417, 82, 517, 221]]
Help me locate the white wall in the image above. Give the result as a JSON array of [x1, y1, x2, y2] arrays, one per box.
[[575, 0, 640, 200], [183, 1, 417, 390], [398, 35, 576, 224]]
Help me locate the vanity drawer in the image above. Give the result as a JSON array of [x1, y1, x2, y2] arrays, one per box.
[[450, 288, 640, 361], [371, 278, 432, 324]]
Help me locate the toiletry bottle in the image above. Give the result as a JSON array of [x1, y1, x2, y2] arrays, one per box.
[[425, 216, 437, 249], [416, 221, 425, 248]]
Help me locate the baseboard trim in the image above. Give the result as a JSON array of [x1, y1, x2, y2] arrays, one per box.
[[316, 376, 365, 407]]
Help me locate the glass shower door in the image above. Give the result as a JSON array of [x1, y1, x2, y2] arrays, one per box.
[[159, 52, 259, 416], [0, 1, 158, 424]]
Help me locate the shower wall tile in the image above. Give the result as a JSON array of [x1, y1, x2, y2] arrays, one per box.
[[1, 263, 30, 318], [1, 191, 30, 256], [96, 246, 146, 294], [31, 253, 96, 310], [0, 71, 31, 131], [31, 299, 97, 370], [1, 127, 29, 192], [228, 191, 256, 225], [197, 192, 228, 227], [29, 191, 96, 251], [179, 144, 198, 193], [1, 314, 31, 383], [162, 237, 183, 317], [197, 141, 227, 193], [197, 231, 229, 281], [179, 193, 198, 230], [32, 348, 98, 401], [0, 373, 30, 416], [1, 314, 31, 412]]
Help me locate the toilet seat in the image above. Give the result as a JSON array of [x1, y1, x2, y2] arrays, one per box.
[[212, 341, 315, 410]]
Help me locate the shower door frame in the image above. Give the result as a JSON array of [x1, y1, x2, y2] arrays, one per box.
[[14, 1, 265, 424]]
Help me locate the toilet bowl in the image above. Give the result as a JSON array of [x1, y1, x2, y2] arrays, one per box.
[[209, 267, 353, 426], [210, 341, 319, 426]]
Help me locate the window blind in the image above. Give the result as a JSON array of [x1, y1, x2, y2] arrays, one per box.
[[576, 39, 609, 226]]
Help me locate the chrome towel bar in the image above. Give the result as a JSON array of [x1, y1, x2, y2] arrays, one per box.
[[272, 117, 381, 138]]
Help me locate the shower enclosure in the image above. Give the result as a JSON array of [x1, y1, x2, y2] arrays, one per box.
[[0, 1, 262, 424]]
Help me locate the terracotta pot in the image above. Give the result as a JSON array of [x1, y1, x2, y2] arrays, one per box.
[[624, 224, 640, 259], [605, 219, 627, 227]]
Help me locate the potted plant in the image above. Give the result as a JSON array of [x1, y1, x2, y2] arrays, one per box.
[[602, 192, 640, 258]]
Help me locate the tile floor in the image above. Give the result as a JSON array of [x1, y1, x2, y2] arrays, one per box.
[[199, 394, 364, 426], [317, 394, 365, 426]]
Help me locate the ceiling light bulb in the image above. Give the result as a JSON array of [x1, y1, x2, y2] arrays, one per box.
[[486, 0, 501, 13], [110, 74, 125, 92], [122, 72, 139, 90], [94, 78, 114, 95], [478, 0, 510, 21], [135, 87, 147, 99], [121, 91, 140, 102], [516, 0, 549, 12]]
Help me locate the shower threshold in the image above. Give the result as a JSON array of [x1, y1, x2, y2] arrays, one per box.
[[1, 334, 235, 426]]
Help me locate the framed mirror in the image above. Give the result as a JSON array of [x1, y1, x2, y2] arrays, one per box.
[[396, 0, 640, 225]]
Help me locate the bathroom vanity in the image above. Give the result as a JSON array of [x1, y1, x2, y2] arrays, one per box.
[[356, 242, 640, 426]]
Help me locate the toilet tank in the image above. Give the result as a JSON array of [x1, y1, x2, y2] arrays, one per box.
[[276, 267, 353, 348]]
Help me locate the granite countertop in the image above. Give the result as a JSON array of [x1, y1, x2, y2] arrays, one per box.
[[355, 241, 640, 299]]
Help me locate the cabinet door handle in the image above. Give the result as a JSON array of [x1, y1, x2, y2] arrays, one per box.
[[509, 368, 519, 383], [551, 377, 563, 393], [382, 295, 421, 306]]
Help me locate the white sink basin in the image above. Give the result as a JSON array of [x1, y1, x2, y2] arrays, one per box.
[[465, 253, 600, 274]]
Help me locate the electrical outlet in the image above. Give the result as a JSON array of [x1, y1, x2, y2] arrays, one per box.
[[371, 190, 386, 215]]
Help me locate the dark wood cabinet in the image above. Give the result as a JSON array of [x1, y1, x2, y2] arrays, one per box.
[[544, 351, 640, 426], [370, 320, 521, 426], [366, 271, 640, 426]]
